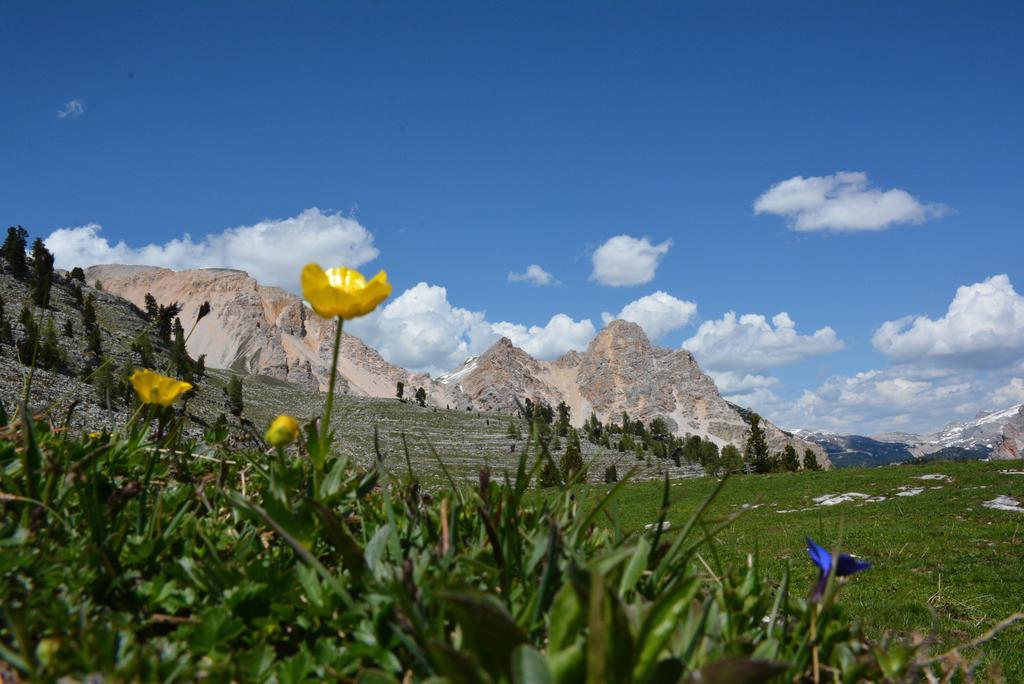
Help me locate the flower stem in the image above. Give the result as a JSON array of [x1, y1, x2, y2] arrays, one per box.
[[320, 317, 344, 450]]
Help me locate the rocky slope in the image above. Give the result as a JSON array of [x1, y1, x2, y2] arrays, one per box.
[[992, 405, 1024, 460], [85, 265, 463, 408], [84, 265, 827, 467], [444, 321, 830, 467]]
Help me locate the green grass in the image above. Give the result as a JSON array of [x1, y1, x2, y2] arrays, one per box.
[[589, 460, 1024, 679]]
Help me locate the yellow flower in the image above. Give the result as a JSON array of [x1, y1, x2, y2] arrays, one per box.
[[128, 369, 193, 407], [266, 415, 301, 447], [301, 264, 392, 320], [88, 431, 102, 440]]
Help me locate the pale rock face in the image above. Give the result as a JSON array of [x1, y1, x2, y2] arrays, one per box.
[[84, 265, 463, 407], [449, 320, 830, 468], [992, 406, 1024, 460], [85, 265, 826, 466]]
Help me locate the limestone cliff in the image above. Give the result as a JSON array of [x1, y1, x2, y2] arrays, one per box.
[[84, 265, 460, 406], [444, 320, 830, 468]]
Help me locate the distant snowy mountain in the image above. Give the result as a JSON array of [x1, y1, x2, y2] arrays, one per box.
[[797, 402, 1024, 467]]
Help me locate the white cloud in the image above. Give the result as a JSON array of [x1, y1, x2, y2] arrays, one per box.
[[988, 378, 1024, 408], [601, 291, 697, 341], [778, 368, 981, 434], [44, 208, 379, 292], [347, 283, 496, 375], [754, 171, 947, 232], [590, 234, 672, 287], [682, 311, 843, 372], [872, 275, 1024, 369], [57, 99, 84, 119], [491, 314, 596, 360], [508, 264, 557, 286], [709, 371, 780, 395], [348, 284, 596, 375]]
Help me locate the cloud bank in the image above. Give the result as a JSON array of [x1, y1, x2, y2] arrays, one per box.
[[683, 311, 843, 372], [754, 171, 947, 232], [45, 208, 379, 292]]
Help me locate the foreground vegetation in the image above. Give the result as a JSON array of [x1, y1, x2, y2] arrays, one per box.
[[1, 405, 1020, 682]]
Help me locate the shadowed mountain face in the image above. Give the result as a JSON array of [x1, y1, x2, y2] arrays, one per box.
[[87, 265, 830, 467]]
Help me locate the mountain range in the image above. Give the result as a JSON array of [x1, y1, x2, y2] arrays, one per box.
[[85, 264, 831, 468], [794, 403, 1024, 467]]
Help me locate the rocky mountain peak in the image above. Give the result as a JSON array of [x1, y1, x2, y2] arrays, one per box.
[[83, 264, 462, 407]]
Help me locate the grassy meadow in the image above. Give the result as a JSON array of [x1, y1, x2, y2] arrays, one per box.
[[587, 460, 1024, 679]]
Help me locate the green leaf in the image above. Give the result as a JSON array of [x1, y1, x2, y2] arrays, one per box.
[[548, 582, 584, 653], [632, 576, 699, 683], [618, 537, 651, 597], [440, 590, 528, 681], [308, 499, 367, 581], [191, 606, 245, 653], [511, 644, 553, 684]]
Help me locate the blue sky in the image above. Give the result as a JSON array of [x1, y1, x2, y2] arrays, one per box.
[[3, 1, 1023, 433]]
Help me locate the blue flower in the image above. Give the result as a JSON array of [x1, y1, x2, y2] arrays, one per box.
[[807, 537, 871, 599]]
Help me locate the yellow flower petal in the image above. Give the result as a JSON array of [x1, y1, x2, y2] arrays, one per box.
[[301, 263, 392, 320], [129, 368, 193, 407], [266, 414, 301, 447]]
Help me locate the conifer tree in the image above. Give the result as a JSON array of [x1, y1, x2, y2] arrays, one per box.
[[396, 381, 404, 401], [131, 331, 156, 368], [63, 319, 74, 338], [507, 419, 522, 440], [556, 401, 571, 436], [144, 293, 158, 319], [781, 444, 800, 472], [171, 317, 193, 381], [30, 239, 55, 308], [69, 266, 86, 283], [1, 226, 29, 277], [559, 434, 586, 484], [93, 361, 115, 409], [745, 413, 772, 473], [721, 444, 744, 474], [226, 375, 244, 416], [415, 386, 427, 408], [803, 449, 822, 471], [39, 319, 63, 371], [603, 464, 619, 483], [16, 304, 38, 366]]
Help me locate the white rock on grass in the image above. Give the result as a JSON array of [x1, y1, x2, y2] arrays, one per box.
[[982, 495, 1024, 513], [895, 487, 925, 497], [915, 474, 952, 482]]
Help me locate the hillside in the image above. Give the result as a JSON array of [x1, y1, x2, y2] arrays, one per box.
[[1, 262, 704, 483], [83, 264, 830, 468]]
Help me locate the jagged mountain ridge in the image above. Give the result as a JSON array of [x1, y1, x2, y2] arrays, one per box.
[[86, 264, 829, 467], [444, 321, 830, 467], [796, 402, 1024, 466], [85, 265, 464, 408]]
